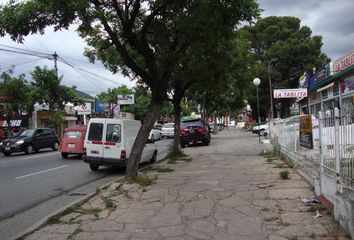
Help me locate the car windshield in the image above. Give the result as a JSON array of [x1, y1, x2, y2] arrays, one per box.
[[19, 129, 35, 137], [162, 123, 174, 128]]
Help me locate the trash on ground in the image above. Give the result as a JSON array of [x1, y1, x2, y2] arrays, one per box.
[[314, 210, 323, 219], [257, 183, 274, 189], [302, 198, 320, 206]]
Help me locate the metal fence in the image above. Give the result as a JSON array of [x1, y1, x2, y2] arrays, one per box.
[[272, 109, 354, 202]]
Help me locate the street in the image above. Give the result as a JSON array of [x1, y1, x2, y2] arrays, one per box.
[[0, 138, 171, 240]]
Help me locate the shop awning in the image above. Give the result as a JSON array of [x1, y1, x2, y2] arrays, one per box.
[[317, 82, 334, 92]]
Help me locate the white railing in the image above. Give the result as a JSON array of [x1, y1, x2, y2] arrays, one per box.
[[272, 109, 354, 199]]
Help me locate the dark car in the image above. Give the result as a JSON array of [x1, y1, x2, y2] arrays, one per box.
[[179, 119, 211, 148], [0, 128, 59, 156]]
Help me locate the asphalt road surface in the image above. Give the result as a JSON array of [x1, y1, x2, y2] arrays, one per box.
[[0, 138, 171, 240]]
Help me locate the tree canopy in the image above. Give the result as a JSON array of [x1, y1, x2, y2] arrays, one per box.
[[241, 16, 329, 118]]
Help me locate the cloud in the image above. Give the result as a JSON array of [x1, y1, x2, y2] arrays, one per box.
[[257, 0, 354, 60]]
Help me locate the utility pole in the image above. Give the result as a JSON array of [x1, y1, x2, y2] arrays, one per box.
[[268, 60, 274, 119], [53, 52, 58, 80]]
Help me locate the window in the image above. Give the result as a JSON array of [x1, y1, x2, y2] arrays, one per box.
[[322, 89, 328, 99], [333, 82, 339, 96], [88, 123, 103, 141], [106, 124, 121, 143], [43, 129, 54, 135], [65, 131, 82, 139]]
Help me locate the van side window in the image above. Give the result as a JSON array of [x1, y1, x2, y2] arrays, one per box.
[[106, 124, 121, 143], [88, 123, 103, 141]]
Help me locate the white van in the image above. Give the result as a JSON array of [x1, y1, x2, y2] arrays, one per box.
[[83, 118, 157, 171]]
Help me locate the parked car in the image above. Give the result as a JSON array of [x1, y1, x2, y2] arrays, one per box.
[[83, 118, 157, 171], [149, 126, 161, 141], [252, 123, 269, 136], [161, 123, 175, 138], [0, 128, 59, 156], [180, 119, 211, 148], [60, 126, 87, 158]]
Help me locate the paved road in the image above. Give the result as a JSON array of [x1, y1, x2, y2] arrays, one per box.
[[0, 138, 171, 240]]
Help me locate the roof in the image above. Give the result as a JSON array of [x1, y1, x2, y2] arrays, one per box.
[[310, 64, 354, 92], [75, 90, 95, 101]]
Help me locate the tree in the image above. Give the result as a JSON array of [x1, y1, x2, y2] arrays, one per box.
[[241, 16, 329, 118], [0, 70, 31, 136], [0, 0, 259, 181]]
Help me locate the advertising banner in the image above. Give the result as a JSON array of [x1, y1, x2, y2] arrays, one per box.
[[0, 119, 29, 128], [77, 103, 92, 115], [274, 89, 307, 98], [117, 94, 134, 105], [299, 115, 313, 149], [95, 100, 105, 113]]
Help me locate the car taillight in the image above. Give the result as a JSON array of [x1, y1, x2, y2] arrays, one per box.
[[180, 128, 185, 135], [120, 150, 126, 160], [198, 127, 206, 133]]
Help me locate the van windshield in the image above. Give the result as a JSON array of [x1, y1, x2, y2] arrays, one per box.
[[106, 124, 121, 143], [88, 123, 103, 141]]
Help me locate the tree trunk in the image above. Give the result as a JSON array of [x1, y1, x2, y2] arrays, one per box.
[[172, 100, 182, 153], [125, 99, 162, 182]]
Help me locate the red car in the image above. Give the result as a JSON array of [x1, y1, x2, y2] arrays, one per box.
[[59, 126, 87, 158]]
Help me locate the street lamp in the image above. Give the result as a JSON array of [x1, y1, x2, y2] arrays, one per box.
[[253, 77, 261, 143]]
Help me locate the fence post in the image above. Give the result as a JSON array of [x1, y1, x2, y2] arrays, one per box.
[[318, 111, 323, 195], [294, 120, 297, 153], [334, 107, 342, 193]]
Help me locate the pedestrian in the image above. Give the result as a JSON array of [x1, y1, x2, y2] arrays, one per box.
[[326, 107, 333, 126]]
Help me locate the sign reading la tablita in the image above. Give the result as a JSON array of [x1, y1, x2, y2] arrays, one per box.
[[273, 89, 308, 98]]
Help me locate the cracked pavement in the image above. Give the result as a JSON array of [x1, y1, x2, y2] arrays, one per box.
[[24, 129, 350, 240]]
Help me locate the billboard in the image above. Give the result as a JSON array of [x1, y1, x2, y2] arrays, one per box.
[[117, 94, 134, 105], [274, 89, 307, 98], [77, 103, 92, 115]]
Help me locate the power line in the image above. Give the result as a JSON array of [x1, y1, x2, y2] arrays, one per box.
[[0, 57, 46, 71], [0, 43, 52, 56]]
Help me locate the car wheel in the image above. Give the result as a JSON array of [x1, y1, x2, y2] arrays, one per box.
[[3, 152, 11, 156], [150, 150, 157, 163], [61, 152, 69, 158], [53, 141, 59, 151], [203, 139, 210, 146], [180, 141, 186, 148], [90, 164, 99, 171], [259, 129, 265, 136], [25, 144, 34, 154], [34, 148, 40, 153]]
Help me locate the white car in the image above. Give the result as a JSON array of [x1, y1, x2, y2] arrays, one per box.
[[161, 123, 175, 138], [149, 127, 161, 141], [252, 123, 269, 136]]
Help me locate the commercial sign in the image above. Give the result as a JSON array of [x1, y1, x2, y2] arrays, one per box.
[[299, 115, 313, 149], [77, 103, 92, 115], [333, 49, 354, 74], [117, 94, 134, 105], [273, 89, 307, 98], [95, 100, 105, 113], [0, 119, 29, 128]]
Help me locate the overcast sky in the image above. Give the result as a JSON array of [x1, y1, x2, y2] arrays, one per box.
[[0, 0, 353, 96]]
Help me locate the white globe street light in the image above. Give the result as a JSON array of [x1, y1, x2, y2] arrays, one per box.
[[253, 78, 261, 143]]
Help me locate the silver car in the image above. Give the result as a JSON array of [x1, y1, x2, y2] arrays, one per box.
[[161, 123, 175, 138]]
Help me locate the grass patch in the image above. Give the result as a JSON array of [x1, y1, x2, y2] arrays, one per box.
[[307, 204, 326, 213], [137, 174, 158, 187], [154, 167, 174, 173], [287, 236, 298, 240], [279, 170, 289, 179], [167, 159, 177, 164], [96, 187, 100, 194], [180, 157, 192, 162], [91, 208, 102, 218], [102, 185, 109, 190], [104, 198, 116, 209], [282, 222, 291, 227], [68, 227, 83, 240], [266, 157, 274, 163], [46, 215, 62, 225]]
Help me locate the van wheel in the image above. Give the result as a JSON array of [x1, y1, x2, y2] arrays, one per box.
[[90, 164, 99, 171], [53, 141, 59, 151], [3, 152, 11, 156], [61, 152, 68, 158], [150, 150, 157, 163], [25, 145, 34, 154]]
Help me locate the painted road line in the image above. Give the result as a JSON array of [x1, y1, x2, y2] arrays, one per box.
[[15, 165, 70, 180]]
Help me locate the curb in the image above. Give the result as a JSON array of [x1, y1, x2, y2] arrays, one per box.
[[10, 154, 167, 240]]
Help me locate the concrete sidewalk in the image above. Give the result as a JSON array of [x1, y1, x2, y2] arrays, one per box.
[[23, 129, 349, 240]]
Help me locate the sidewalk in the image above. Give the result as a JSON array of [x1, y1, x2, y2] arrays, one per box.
[[23, 129, 349, 240]]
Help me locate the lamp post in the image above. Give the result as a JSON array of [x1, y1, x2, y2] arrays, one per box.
[[253, 77, 261, 143]]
